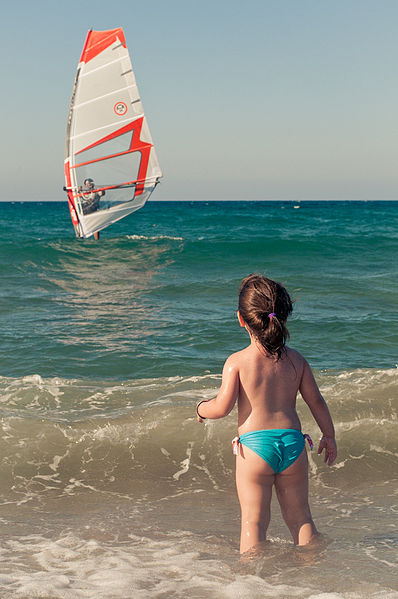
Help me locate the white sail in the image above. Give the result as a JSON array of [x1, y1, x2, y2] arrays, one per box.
[[64, 28, 162, 238]]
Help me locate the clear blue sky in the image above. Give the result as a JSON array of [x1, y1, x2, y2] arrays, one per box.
[[1, 0, 397, 200]]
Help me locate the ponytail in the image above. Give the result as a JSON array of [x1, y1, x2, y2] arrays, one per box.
[[238, 274, 293, 358]]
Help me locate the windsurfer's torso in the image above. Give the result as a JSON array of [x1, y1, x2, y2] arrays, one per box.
[[80, 181, 104, 215]]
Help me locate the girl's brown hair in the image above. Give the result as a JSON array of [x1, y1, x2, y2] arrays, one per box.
[[238, 274, 293, 358]]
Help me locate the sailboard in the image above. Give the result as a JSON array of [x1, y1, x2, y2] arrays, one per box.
[[64, 28, 162, 238]]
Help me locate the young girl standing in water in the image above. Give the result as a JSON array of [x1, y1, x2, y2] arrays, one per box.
[[196, 274, 337, 554]]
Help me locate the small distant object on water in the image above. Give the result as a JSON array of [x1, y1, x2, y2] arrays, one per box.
[[63, 28, 162, 239]]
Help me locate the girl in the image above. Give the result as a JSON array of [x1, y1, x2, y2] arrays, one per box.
[[196, 274, 337, 554]]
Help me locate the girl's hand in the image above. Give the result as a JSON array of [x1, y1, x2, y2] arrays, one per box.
[[318, 436, 337, 466]]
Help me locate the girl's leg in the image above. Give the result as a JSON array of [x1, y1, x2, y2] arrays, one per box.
[[274, 449, 318, 545], [235, 446, 275, 554]]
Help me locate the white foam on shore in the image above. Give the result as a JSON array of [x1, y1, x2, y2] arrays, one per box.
[[1, 530, 397, 599]]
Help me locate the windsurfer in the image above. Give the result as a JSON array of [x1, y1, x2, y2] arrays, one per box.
[[78, 178, 104, 240], [79, 178, 105, 215]]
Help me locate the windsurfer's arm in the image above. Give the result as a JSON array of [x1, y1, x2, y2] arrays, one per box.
[[196, 357, 239, 421]]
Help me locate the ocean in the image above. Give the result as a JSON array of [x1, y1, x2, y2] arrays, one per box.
[[0, 200, 397, 598]]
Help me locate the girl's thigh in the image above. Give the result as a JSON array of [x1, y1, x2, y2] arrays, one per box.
[[274, 449, 311, 519], [235, 445, 275, 517]]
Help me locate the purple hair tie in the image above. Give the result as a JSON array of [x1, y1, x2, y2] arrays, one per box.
[[268, 312, 276, 318]]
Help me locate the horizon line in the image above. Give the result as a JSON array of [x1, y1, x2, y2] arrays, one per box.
[[1, 198, 398, 203]]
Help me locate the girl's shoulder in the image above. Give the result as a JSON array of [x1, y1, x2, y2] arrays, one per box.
[[224, 346, 251, 368], [284, 346, 307, 371], [285, 346, 304, 360]]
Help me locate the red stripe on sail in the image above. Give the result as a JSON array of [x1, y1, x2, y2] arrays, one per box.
[[80, 28, 126, 64], [71, 178, 150, 198], [74, 117, 152, 196], [64, 160, 79, 226]]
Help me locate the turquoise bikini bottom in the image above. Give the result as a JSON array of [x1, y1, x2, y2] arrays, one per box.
[[238, 429, 306, 473]]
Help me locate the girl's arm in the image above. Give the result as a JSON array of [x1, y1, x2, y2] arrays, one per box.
[[299, 359, 337, 466], [197, 356, 239, 421]]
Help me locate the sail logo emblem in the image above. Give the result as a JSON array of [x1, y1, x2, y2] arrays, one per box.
[[114, 102, 128, 116]]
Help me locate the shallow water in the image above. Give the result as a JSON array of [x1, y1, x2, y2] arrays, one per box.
[[0, 368, 397, 597]]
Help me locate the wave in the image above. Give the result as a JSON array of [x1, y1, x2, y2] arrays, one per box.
[[126, 234, 184, 241], [0, 368, 396, 508], [0, 368, 397, 598]]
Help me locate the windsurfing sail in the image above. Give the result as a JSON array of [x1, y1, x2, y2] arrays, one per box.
[[64, 28, 162, 238]]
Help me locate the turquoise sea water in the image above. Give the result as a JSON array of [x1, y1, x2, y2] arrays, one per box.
[[0, 201, 397, 378], [0, 200, 397, 598]]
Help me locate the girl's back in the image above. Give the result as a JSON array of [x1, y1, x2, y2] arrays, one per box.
[[235, 344, 304, 433]]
